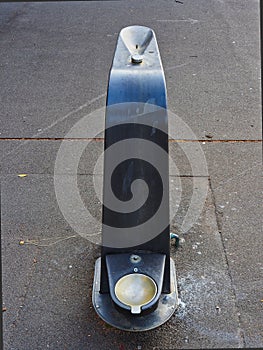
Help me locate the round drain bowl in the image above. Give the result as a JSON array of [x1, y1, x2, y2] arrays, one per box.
[[114, 274, 157, 314]]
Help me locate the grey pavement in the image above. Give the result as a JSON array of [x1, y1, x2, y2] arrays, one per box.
[[1, 1, 262, 349]]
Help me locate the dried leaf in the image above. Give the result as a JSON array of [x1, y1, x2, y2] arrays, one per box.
[[19, 240, 25, 245], [18, 174, 28, 178]]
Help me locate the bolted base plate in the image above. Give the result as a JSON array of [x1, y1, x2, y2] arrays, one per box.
[[92, 257, 179, 331]]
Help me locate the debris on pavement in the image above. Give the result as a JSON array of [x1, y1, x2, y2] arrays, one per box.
[[205, 133, 213, 139], [18, 235, 77, 247]]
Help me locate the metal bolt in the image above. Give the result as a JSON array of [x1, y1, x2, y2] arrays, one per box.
[[130, 254, 141, 263], [131, 54, 143, 64]]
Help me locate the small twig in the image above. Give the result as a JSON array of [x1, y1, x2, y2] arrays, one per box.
[[20, 231, 102, 247], [22, 235, 77, 247]]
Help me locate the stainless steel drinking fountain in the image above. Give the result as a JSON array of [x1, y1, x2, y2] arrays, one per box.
[[92, 25, 179, 331]]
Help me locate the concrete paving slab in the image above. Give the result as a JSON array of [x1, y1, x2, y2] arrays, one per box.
[[1, 223, 39, 330], [1, 141, 262, 348], [1, 174, 97, 348], [0, 140, 103, 175], [202, 142, 262, 188], [2, 174, 242, 349], [1, 140, 208, 177], [0, 1, 260, 139], [200, 142, 262, 347]]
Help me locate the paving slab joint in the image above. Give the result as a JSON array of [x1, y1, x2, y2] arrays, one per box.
[[208, 177, 246, 348]]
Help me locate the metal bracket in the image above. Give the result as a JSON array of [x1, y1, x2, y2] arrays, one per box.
[[92, 257, 179, 331]]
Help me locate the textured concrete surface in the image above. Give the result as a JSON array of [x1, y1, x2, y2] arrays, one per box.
[[1, 1, 262, 349], [204, 143, 262, 348], [0, 1, 261, 139], [2, 175, 241, 349]]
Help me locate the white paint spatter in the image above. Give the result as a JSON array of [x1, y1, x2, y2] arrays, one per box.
[[157, 18, 199, 24], [176, 298, 187, 320], [175, 271, 241, 345], [166, 62, 190, 71]]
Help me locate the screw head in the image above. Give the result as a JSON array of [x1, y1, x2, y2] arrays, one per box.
[[131, 54, 143, 64]]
